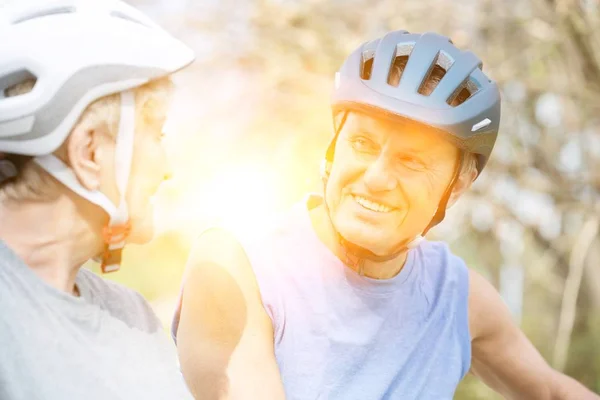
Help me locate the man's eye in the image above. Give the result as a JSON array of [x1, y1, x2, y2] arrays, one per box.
[[351, 137, 375, 152], [398, 155, 424, 169]]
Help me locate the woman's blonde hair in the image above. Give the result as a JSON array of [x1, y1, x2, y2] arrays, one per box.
[[0, 77, 173, 202]]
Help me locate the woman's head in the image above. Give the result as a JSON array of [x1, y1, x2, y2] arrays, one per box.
[[0, 77, 174, 244], [0, 1, 195, 271]]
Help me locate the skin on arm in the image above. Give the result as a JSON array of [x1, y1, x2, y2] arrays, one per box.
[[175, 228, 286, 400], [468, 269, 599, 400]]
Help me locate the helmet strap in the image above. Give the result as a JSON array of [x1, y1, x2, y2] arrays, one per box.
[[422, 150, 464, 236], [101, 90, 136, 273]]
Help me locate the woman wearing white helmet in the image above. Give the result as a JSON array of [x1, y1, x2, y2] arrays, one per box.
[[0, 1, 195, 398], [174, 30, 599, 399]]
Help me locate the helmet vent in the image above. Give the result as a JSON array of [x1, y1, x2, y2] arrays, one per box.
[[387, 43, 414, 86], [0, 70, 37, 99], [360, 50, 375, 80], [13, 7, 76, 25], [417, 51, 455, 96], [466, 78, 479, 94], [447, 78, 480, 107], [387, 55, 409, 87], [110, 11, 150, 28]]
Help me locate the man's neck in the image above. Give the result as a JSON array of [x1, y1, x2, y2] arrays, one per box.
[[0, 194, 104, 295], [309, 204, 408, 280]]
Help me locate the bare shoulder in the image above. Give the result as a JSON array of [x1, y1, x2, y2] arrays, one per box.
[[189, 227, 252, 274], [182, 227, 264, 316], [177, 230, 284, 399], [467, 268, 511, 342], [178, 226, 269, 344]]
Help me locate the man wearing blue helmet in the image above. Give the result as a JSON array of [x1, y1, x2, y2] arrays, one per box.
[[174, 31, 598, 399]]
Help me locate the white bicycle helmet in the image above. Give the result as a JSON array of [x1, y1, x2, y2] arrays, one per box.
[[0, 0, 195, 272]]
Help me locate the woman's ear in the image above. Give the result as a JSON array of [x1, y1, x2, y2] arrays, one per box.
[[65, 122, 107, 191]]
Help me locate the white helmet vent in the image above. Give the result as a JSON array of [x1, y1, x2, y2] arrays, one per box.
[[109, 10, 150, 28], [0, 69, 37, 99], [13, 7, 76, 25]]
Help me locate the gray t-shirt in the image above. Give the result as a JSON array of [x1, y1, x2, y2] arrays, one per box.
[[0, 240, 193, 400]]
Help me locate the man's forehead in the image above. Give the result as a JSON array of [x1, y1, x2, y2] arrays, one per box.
[[343, 111, 450, 148]]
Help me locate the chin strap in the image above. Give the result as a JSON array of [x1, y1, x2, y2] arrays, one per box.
[[101, 90, 136, 273], [322, 109, 463, 272], [33, 90, 136, 273]]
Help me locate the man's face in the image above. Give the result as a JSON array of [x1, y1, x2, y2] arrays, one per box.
[[325, 112, 460, 256]]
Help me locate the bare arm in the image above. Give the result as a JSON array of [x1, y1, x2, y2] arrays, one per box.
[[175, 228, 286, 400], [468, 269, 598, 400]]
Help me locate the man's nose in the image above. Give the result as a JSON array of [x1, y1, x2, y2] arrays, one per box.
[[363, 155, 397, 192]]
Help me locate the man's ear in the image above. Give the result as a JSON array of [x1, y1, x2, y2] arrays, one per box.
[[447, 166, 477, 209], [65, 122, 110, 191]]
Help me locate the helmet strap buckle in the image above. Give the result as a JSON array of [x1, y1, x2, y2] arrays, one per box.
[[100, 221, 131, 273]]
